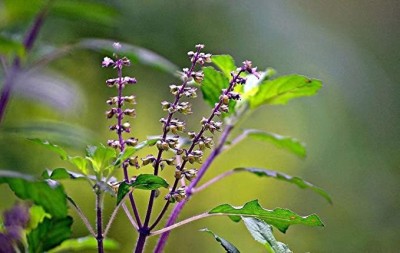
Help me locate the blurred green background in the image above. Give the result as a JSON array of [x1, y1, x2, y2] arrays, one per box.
[[1, 1, 399, 252]]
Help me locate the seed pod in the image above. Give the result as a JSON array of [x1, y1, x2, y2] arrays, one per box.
[[184, 169, 198, 181], [175, 170, 183, 179], [126, 138, 138, 146], [106, 108, 116, 118], [198, 141, 205, 150], [128, 156, 140, 168], [124, 95, 136, 104], [124, 109, 136, 117], [122, 122, 131, 132], [221, 94, 230, 105], [162, 141, 169, 151], [156, 140, 163, 150]]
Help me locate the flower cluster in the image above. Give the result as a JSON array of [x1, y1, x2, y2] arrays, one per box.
[[0, 203, 30, 251], [135, 45, 210, 203], [102, 44, 137, 152], [165, 59, 259, 203]]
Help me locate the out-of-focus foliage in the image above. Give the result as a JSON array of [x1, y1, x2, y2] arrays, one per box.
[[1, 1, 399, 252], [232, 168, 331, 204], [49, 236, 119, 253]]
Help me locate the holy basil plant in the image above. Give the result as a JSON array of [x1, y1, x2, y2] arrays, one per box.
[[0, 41, 327, 253]]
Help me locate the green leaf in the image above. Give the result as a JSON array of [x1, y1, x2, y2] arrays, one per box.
[[114, 138, 160, 167], [85, 145, 98, 157], [27, 216, 73, 253], [78, 39, 179, 74], [41, 168, 87, 180], [68, 156, 90, 175], [201, 66, 230, 108], [29, 138, 68, 160], [242, 217, 292, 253], [0, 170, 68, 218], [212, 55, 236, 79], [132, 174, 169, 190], [52, 1, 118, 26], [201, 66, 236, 115], [0, 35, 26, 58], [0, 121, 95, 148], [116, 182, 131, 206], [116, 174, 169, 205], [233, 168, 332, 204], [242, 68, 276, 96], [200, 228, 240, 253], [241, 129, 306, 158], [87, 145, 116, 172], [48, 236, 119, 252], [248, 75, 322, 108], [114, 147, 140, 167], [28, 205, 50, 231], [209, 200, 324, 233]]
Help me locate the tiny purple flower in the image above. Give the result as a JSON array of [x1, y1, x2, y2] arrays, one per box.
[[3, 203, 30, 228], [0, 233, 14, 253], [113, 42, 122, 50], [102, 57, 115, 67]]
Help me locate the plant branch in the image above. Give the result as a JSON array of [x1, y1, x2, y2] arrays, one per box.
[[122, 203, 139, 231], [103, 193, 130, 237], [67, 196, 96, 237], [193, 170, 236, 193], [150, 212, 223, 237], [96, 191, 104, 253]]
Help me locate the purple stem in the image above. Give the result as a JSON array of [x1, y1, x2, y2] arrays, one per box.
[[96, 191, 104, 253], [117, 65, 126, 151], [153, 123, 234, 253], [0, 3, 50, 123]]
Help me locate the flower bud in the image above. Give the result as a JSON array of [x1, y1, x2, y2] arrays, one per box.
[[124, 95, 136, 104], [188, 132, 196, 139], [164, 157, 175, 165], [195, 44, 205, 50], [126, 137, 138, 146], [106, 96, 119, 105], [175, 170, 183, 179], [128, 156, 140, 168], [161, 101, 171, 111], [124, 109, 136, 117], [107, 140, 121, 149], [122, 122, 131, 132], [192, 71, 204, 83], [219, 104, 229, 113], [106, 108, 117, 118], [123, 76, 137, 84], [184, 169, 197, 181], [198, 141, 205, 150], [142, 155, 156, 166], [106, 78, 117, 87], [102, 57, 114, 67], [156, 140, 163, 150], [221, 94, 230, 105]]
